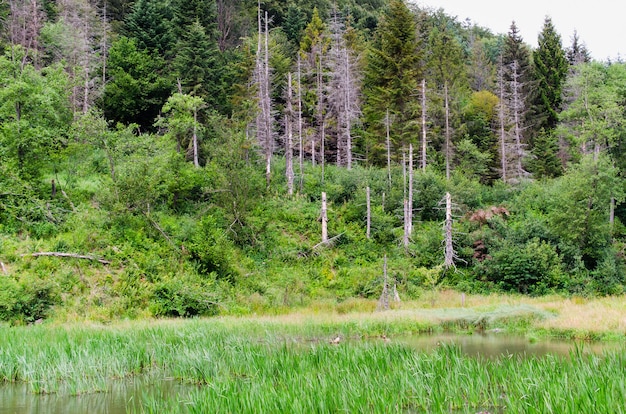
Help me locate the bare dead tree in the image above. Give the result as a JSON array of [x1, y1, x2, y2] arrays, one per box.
[[285, 73, 295, 196], [326, 10, 362, 170], [496, 56, 530, 183], [420, 79, 428, 171], [321, 191, 328, 243], [254, 4, 275, 188], [444, 81, 452, 180], [377, 254, 389, 311], [366, 186, 371, 239], [443, 192, 457, 269], [8, 0, 46, 68], [408, 143, 413, 236], [297, 55, 304, 192], [385, 109, 392, 188]]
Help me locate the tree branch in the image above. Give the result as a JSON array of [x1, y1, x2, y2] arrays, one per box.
[[21, 252, 111, 265]]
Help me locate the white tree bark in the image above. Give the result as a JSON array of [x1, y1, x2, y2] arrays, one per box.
[[421, 79, 428, 172], [321, 191, 328, 243], [285, 73, 294, 196], [366, 186, 371, 239]]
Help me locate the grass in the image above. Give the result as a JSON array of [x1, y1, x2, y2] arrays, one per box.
[[2, 318, 623, 413], [1, 292, 626, 412]]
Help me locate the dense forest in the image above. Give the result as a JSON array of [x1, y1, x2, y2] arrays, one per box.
[[1, 0, 625, 323]]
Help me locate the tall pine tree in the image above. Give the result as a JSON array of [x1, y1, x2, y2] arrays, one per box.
[[533, 16, 568, 132], [363, 0, 422, 164]]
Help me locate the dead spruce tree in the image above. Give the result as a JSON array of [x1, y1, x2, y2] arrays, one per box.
[[285, 73, 295, 195], [254, 6, 275, 188], [326, 10, 361, 169]]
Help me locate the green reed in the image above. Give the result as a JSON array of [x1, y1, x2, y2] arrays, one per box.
[[0, 319, 625, 413]]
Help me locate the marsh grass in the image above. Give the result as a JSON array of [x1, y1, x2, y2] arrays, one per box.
[[1, 316, 626, 413]]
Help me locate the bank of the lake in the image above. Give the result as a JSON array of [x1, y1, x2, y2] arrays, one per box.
[[1, 292, 626, 413]]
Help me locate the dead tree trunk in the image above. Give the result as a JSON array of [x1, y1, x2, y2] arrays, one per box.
[[285, 73, 294, 195], [297, 55, 304, 193], [192, 106, 199, 168], [421, 79, 427, 171], [386, 109, 392, 188], [408, 143, 413, 236], [321, 191, 328, 243], [444, 81, 451, 180], [377, 254, 389, 311], [366, 186, 371, 239], [443, 192, 456, 269]]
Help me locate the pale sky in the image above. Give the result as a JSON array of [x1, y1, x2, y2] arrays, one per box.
[[413, 0, 625, 61]]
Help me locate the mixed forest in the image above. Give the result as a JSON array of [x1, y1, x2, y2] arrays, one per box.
[[1, 0, 626, 323]]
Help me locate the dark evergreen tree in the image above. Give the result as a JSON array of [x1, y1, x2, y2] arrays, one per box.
[[529, 129, 563, 178], [173, 20, 223, 104], [363, 0, 422, 164], [533, 17, 568, 132], [124, 0, 173, 56], [171, 0, 217, 40], [100, 36, 174, 129], [284, 3, 308, 47]]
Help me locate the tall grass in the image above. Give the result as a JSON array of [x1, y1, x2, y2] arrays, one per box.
[[1, 318, 625, 412]]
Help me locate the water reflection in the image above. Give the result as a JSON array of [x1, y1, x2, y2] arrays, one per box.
[[398, 333, 623, 358], [0, 378, 191, 414]]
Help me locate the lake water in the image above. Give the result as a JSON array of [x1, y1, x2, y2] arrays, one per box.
[[0, 333, 622, 413]]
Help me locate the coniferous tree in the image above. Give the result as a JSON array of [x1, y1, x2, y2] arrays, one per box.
[[533, 16, 568, 133], [566, 30, 591, 65], [363, 0, 422, 164], [124, 0, 173, 55]]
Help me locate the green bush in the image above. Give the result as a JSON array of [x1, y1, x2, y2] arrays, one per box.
[[0, 275, 59, 323], [480, 238, 565, 294], [149, 274, 221, 317]]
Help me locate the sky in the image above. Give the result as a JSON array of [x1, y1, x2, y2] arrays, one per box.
[[413, 0, 625, 61]]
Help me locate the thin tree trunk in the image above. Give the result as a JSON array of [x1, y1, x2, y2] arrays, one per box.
[[321, 191, 328, 243], [408, 143, 413, 236], [377, 254, 389, 311], [444, 192, 455, 268], [345, 49, 352, 170], [192, 107, 199, 167], [297, 55, 304, 192], [386, 109, 391, 188], [286, 73, 294, 196], [264, 11, 271, 188], [421, 79, 427, 171], [444, 81, 451, 180], [366, 186, 371, 239]]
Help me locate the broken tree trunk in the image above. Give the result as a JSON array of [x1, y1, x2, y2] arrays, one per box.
[[321, 191, 328, 244], [377, 254, 389, 311], [443, 192, 455, 269], [366, 186, 371, 239]]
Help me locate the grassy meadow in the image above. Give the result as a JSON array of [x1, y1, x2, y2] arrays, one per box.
[[1, 291, 626, 413]]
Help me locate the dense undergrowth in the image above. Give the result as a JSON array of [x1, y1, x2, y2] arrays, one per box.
[[1, 142, 625, 323]]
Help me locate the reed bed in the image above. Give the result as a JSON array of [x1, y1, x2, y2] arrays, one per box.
[[1, 317, 625, 413]]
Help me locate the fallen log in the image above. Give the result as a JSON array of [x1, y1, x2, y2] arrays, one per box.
[[20, 252, 111, 265]]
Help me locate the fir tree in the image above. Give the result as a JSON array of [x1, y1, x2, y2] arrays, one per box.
[[363, 0, 422, 163], [533, 16, 568, 132]]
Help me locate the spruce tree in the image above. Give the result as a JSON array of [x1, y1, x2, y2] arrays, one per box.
[[533, 16, 568, 132], [124, 0, 173, 55], [363, 0, 422, 164]]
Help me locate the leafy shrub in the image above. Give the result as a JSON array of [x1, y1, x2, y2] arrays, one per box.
[[0, 275, 58, 323], [150, 274, 220, 317], [479, 238, 565, 294]]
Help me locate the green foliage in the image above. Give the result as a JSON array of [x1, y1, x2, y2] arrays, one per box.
[[0, 274, 58, 323], [0, 48, 71, 181], [100, 37, 174, 129], [189, 216, 240, 282], [150, 273, 221, 317], [533, 17, 568, 132], [480, 238, 565, 294]]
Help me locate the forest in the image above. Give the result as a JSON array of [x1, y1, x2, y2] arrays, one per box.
[[1, 0, 626, 323]]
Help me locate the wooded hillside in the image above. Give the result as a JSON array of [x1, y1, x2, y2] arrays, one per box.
[[1, 0, 625, 323]]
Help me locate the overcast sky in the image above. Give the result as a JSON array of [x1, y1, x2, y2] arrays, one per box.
[[413, 0, 625, 61]]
